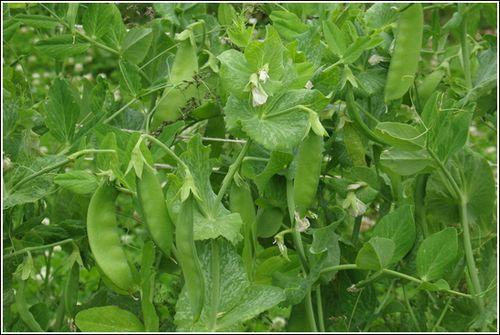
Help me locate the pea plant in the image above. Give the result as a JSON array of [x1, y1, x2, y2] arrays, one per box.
[[2, 2, 498, 333]]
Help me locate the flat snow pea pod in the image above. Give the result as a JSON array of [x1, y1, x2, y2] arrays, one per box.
[[136, 164, 173, 257], [417, 69, 444, 106], [384, 4, 424, 102], [175, 195, 204, 322], [87, 182, 135, 292], [293, 133, 324, 218], [230, 181, 257, 277]]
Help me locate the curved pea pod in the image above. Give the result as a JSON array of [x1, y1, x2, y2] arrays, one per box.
[[230, 181, 257, 276], [384, 4, 424, 102], [87, 183, 135, 292], [293, 133, 324, 218], [256, 206, 284, 238], [175, 195, 204, 322], [417, 69, 444, 106], [136, 164, 173, 257]]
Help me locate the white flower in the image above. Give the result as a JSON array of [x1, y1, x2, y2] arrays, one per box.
[[368, 54, 385, 65], [294, 212, 310, 232], [258, 68, 269, 83], [251, 85, 268, 107], [248, 17, 257, 25], [305, 80, 314, 90]]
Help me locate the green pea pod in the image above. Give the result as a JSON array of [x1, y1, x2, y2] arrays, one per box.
[[229, 181, 257, 278], [64, 262, 80, 318], [293, 133, 324, 218], [384, 4, 424, 102], [417, 69, 444, 106], [15, 279, 44, 332], [175, 195, 204, 322], [87, 182, 135, 292], [136, 164, 173, 257], [140, 241, 159, 332]]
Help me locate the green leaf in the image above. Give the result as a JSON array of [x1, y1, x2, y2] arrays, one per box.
[[342, 35, 383, 64], [224, 89, 328, 152], [422, 95, 473, 162], [45, 78, 80, 143], [83, 3, 125, 47], [253, 151, 293, 193], [244, 26, 285, 78], [372, 205, 416, 263], [380, 148, 434, 176], [374, 122, 426, 151], [269, 11, 308, 41], [75, 306, 144, 332], [35, 35, 90, 59], [418, 279, 450, 292], [54, 170, 98, 194], [364, 3, 400, 29], [356, 237, 395, 270], [217, 3, 236, 26], [322, 20, 347, 56], [119, 60, 142, 96], [121, 27, 153, 64], [193, 206, 243, 245], [174, 240, 285, 331], [425, 149, 496, 227], [416, 228, 458, 282], [218, 49, 253, 99]]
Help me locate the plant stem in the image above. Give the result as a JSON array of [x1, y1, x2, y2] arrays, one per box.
[[10, 149, 116, 192], [209, 240, 220, 331], [402, 284, 421, 331], [346, 88, 388, 146], [104, 98, 138, 124], [459, 196, 484, 309], [305, 291, 318, 332], [4, 239, 74, 260], [351, 215, 362, 244], [459, 4, 472, 90], [320, 264, 472, 298], [141, 134, 188, 171], [315, 287, 325, 332], [215, 140, 251, 205], [414, 174, 429, 237], [432, 297, 452, 331], [285, 178, 317, 330]]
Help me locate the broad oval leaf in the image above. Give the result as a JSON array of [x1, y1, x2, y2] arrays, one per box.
[[374, 122, 426, 151], [416, 227, 458, 282], [75, 306, 144, 332], [356, 237, 395, 270], [372, 205, 416, 263]]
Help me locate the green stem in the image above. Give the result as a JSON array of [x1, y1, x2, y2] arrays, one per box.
[[104, 98, 138, 124], [4, 239, 74, 260], [431, 297, 452, 331], [141, 134, 188, 171], [40, 3, 119, 55], [315, 287, 325, 332], [459, 4, 472, 90], [320, 264, 472, 298], [414, 174, 429, 237], [459, 196, 484, 309], [10, 149, 116, 192], [305, 291, 318, 332], [351, 215, 362, 244], [214, 140, 251, 205], [286, 179, 309, 272], [427, 149, 462, 199], [346, 88, 388, 146], [209, 240, 220, 331], [285, 178, 317, 330], [145, 91, 158, 134], [321, 264, 359, 273], [402, 284, 421, 331]]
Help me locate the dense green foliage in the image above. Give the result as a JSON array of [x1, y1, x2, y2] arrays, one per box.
[[2, 3, 497, 332]]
